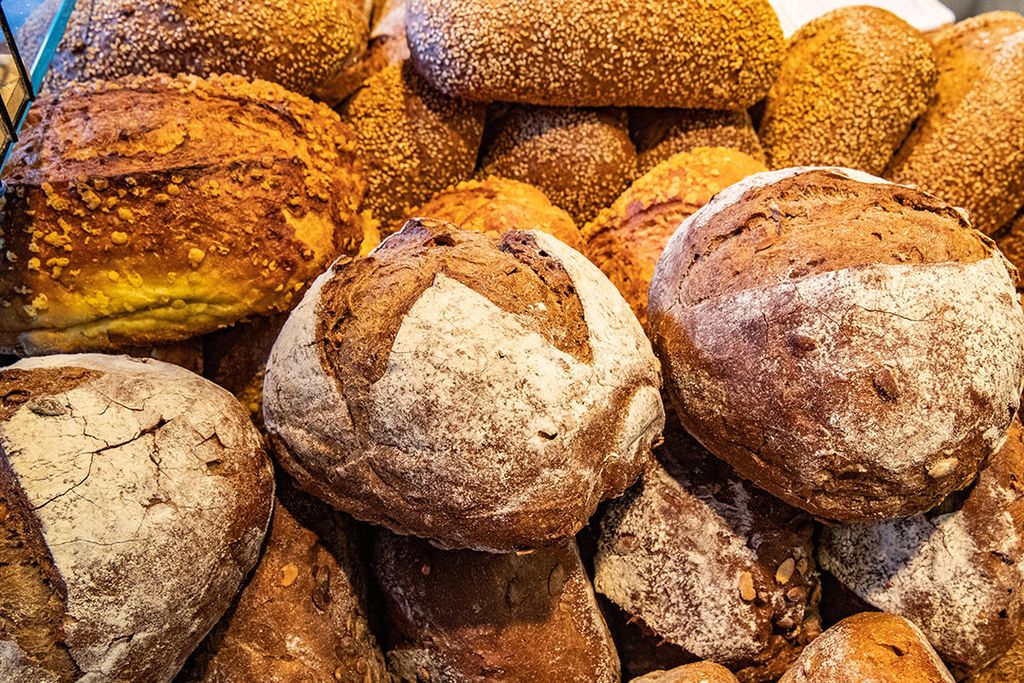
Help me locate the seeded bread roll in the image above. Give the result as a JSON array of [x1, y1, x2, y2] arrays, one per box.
[[0, 354, 274, 682], [584, 147, 767, 326], [630, 663, 740, 683], [886, 12, 1024, 235], [595, 417, 820, 682], [406, 0, 783, 108], [48, 0, 368, 95], [400, 177, 585, 253], [648, 167, 1024, 523], [631, 109, 766, 175], [479, 106, 637, 225], [263, 219, 663, 552], [341, 60, 485, 227], [0, 73, 366, 356], [759, 7, 936, 175], [374, 531, 619, 681], [818, 419, 1024, 677]]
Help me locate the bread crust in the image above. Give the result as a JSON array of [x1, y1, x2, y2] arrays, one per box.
[[630, 663, 740, 683], [630, 109, 765, 175]]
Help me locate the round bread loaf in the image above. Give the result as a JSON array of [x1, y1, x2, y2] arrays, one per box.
[[584, 147, 767, 326], [48, 0, 368, 95], [341, 60, 485, 227], [759, 6, 936, 175], [400, 176, 585, 252], [479, 106, 638, 225], [263, 219, 663, 552], [630, 109, 766, 175], [405, 0, 783, 107], [630, 663, 740, 683], [373, 531, 620, 681], [595, 417, 820, 682], [996, 210, 1024, 280], [886, 12, 1024, 234], [648, 167, 1024, 523], [0, 73, 366, 355], [202, 314, 289, 425], [0, 354, 274, 682], [818, 419, 1024, 677]]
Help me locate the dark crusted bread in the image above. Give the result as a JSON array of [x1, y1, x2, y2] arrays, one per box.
[[630, 109, 765, 175], [630, 663, 740, 683], [995, 209, 1024, 283]]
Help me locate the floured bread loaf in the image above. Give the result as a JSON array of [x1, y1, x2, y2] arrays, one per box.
[[648, 167, 1024, 523], [630, 663, 740, 683], [264, 219, 663, 552], [0, 354, 274, 682]]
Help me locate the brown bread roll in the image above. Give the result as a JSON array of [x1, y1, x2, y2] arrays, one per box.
[[779, 613, 955, 683], [595, 417, 820, 682], [886, 12, 1024, 234], [405, 0, 783, 108], [631, 663, 740, 683], [0, 73, 366, 356], [374, 531, 619, 681], [479, 106, 637, 225], [995, 210, 1024, 282], [583, 147, 767, 326], [263, 219, 664, 552], [818, 419, 1024, 677], [630, 109, 765, 175], [648, 167, 1024, 523], [0, 354, 274, 682]]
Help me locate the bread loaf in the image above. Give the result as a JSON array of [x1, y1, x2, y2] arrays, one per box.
[[263, 219, 663, 551], [995, 210, 1024, 281], [630, 109, 765, 175], [374, 531, 620, 681], [759, 6, 936, 175], [202, 315, 289, 425], [886, 12, 1024, 234], [630, 663, 740, 683], [0, 354, 274, 682], [648, 167, 1024, 523], [0, 73, 366, 355], [970, 630, 1024, 683], [406, 0, 784, 108]]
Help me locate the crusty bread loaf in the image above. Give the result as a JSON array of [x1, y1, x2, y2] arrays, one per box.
[[341, 60, 485, 226], [630, 663, 740, 683], [583, 147, 767, 326], [263, 219, 663, 552], [886, 12, 1024, 234], [406, 0, 784, 107], [0, 73, 366, 355], [48, 0, 369, 95], [0, 354, 274, 682], [759, 6, 936, 175], [202, 314, 289, 425], [631, 109, 765, 175], [995, 210, 1024, 281], [479, 106, 638, 224], [779, 613, 955, 683], [970, 630, 1024, 683], [374, 531, 619, 681], [648, 167, 1024, 523]]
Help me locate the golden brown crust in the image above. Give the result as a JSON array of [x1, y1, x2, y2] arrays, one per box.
[[995, 210, 1024, 283], [759, 6, 936, 175], [0, 73, 366, 355], [631, 109, 765, 174], [630, 663, 740, 683], [970, 629, 1024, 683]]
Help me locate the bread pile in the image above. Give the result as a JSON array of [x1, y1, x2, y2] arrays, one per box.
[[3, 1, 1024, 682]]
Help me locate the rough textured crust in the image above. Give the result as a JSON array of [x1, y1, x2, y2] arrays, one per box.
[[648, 167, 1024, 523], [264, 219, 663, 552], [47, 0, 369, 95], [779, 613, 955, 683], [819, 419, 1024, 677], [406, 0, 783, 107], [400, 176, 585, 253], [970, 628, 1024, 682], [759, 6, 937, 175], [595, 416, 820, 682], [0, 354, 274, 682], [583, 147, 767, 326], [630, 663, 740, 683], [341, 60, 485, 227], [0, 73, 366, 355], [374, 532, 619, 682], [631, 109, 765, 175], [886, 12, 1024, 234], [479, 107, 638, 225], [202, 315, 289, 426], [995, 210, 1024, 284]]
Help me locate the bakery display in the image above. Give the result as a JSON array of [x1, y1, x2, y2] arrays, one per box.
[[630, 108, 766, 174], [648, 167, 1024, 523], [630, 663, 740, 683]]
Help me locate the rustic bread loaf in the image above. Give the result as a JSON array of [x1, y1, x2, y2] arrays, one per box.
[[0, 73, 366, 355], [648, 167, 1024, 523], [263, 219, 663, 552], [405, 0, 783, 107], [886, 12, 1024, 234], [631, 109, 765, 174], [0, 354, 274, 682], [970, 630, 1024, 683], [479, 106, 638, 225], [374, 531, 619, 681], [759, 6, 936, 175], [595, 416, 820, 682], [995, 210, 1024, 281], [631, 663, 740, 683], [779, 613, 955, 683], [584, 147, 767, 326]]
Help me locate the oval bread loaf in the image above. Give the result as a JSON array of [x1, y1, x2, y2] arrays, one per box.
[[630, 663, 740, 683], [630, 108, 766, 175]]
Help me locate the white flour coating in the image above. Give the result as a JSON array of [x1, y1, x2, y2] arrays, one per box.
[[0, 641, 61, 683], [2, 354, 273, 682]]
